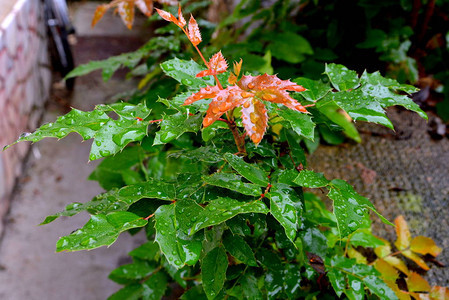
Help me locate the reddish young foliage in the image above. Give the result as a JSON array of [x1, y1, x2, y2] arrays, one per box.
[[196, 51, 228, 77], [155, 4, 185, 28], [228, 59, 242, 85], [184, 74, 306, 144], [92, 0, 178, 29], [92, 4, 109, 27], [117, 2, 135, 29], [187, 15, 202, 46]]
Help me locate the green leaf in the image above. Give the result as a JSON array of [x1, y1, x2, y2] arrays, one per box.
[[240, 273, 263, 299], [278, 109, 315, 141], [328, 179, 393, 237], [266, 183, 302, 243], [276, 169, 299, 186], [223, 231, 257, 266], [180, 285, 208, 300], [323, 90, 394, 129], [265, 270, 285, 299], [315, 101, 361, 142], [227, 219, 250, 239], [360, 71, 426, 119], [202, 121, 228, 142], [349, 229, 385, 248], [118, 180, 177, 201], [192, 197, 269, 233], [224, 153, 269, 186], [326, 256, 398, 300], [201, 247, 228, 300], [170, 147, 223, 164], [154, 202, 202, 268], [128, 241, 160, 261], [56, 212, 147, 252], [203, 173, 262, 196], [161, 58, 215, 90], [109, 260, 156, 284], [6, 103, 153, 160], [284, 264, 302, 299], [40, 189, 135, 225], [66, 37, 179, 81], [256, 248, 283, 270], [293, 170, 330, 188], [293, 78, 332, 102], [154, 112, 202, 145], [42, 178, 178, 225], [90, 103, 151, 160], [141, 272, 168, 300], [108, 284, 143, 300], [325, 63, 360, 91], [300, 227, 328, 258], [268, 32, 313, 64], [158, 92, 210, 114], [89, 146, 145, 190]]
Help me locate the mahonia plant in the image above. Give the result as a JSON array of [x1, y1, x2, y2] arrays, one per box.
[[5, 4, 448, 300]]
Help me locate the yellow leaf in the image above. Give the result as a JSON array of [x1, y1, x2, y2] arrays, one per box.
[[384, 255, 410, 275], [402, 249, 430, 271], [406, 272, 431, 293], [348, 246, 367, 264], [410, 236, 442, 257], [395, 215, 411, 251], [374, 259, 399, 281], [385, 280, 412, 300]]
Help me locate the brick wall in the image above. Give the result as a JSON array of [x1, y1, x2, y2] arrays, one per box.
[[0, 0, 51, 232]]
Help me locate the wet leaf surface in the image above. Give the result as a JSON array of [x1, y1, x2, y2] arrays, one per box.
[[56, 212, 147, 252]]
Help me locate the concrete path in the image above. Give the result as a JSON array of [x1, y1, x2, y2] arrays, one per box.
[[0, 3, 151, 299]]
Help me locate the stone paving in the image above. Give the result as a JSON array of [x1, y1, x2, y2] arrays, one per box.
[[308, 109, 449, 285]]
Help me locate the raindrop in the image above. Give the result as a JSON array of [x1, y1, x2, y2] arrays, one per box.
[[348, 221, 358, 230], [162, 63, 175, 71], [99, 150, 111, 156], [181, 78, 193, 86], [19, 132, 31, 139]]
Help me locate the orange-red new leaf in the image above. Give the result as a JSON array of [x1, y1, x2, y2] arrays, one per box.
[[135, 0, 153, 16], [177, 4, 186, 27], [184, 73, 306, 145], [196, 51, 228, 77], [156, 8, 178, 24], [238, 74, 307, 112], [233, 59, 242, 77], [92, 4, 109, 27], [117, 2, 135, 29], [187, 15, 201, 46], [241, 98, 268, 144]]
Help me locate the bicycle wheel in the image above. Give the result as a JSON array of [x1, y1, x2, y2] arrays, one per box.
[[45, 0, 75, 90]]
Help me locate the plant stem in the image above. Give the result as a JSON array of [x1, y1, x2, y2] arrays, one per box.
[[226, 109, 246, 154]]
